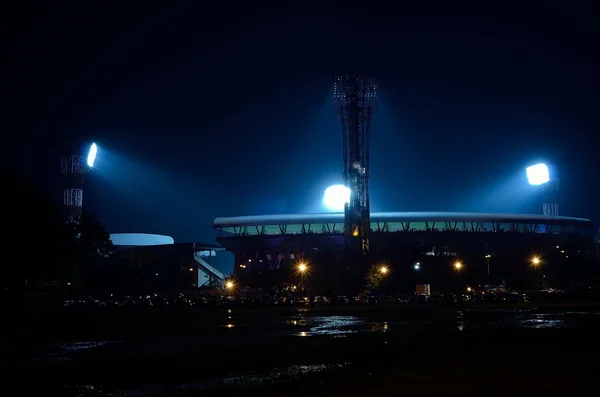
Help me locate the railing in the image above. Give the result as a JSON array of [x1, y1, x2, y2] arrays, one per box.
[[194, 253, 225, 280]]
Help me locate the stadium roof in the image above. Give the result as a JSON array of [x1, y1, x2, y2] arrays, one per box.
[[214, 212, 593, 228], [110, 233, 174, 246]]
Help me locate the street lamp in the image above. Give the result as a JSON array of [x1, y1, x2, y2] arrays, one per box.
[[453, 261, 463, 271], [414, 262, 420, 270], [379, 265, 389, 275], [530, 256, 541, 267], [298, 263, 307, 273]]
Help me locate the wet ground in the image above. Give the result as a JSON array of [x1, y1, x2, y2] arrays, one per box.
[[3, 305, 600, 395]]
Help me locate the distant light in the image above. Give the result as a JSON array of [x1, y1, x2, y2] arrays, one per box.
[[454, 261, 463, 270], [414, 264, 420, 270], [323, 185, 351, 211], [225, 281, 234, 289], [379, 266, 388, 274], [526, 163, 550, 185], [87, 143, 97, 167], [298, 263, 307, 272]]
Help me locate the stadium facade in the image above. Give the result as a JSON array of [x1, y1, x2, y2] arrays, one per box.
[[213, 212, 596, 291]]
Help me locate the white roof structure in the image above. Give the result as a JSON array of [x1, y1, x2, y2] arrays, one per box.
[[214, 212, 592, 228], [110, 233, 174, 247]]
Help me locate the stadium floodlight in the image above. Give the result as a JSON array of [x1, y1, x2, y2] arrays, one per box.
[[323, 184, 351, 211], [87, 143, 97, 167], [526, 163, 550, 185]]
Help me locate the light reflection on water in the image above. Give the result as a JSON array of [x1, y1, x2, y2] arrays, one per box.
[[45, 341, 121, 361], [510, 313, 565, 329], [287, 316, 407, 337], [308, 316, 361, 336], [282, 310, 588, 336], [65, 362, 350, 396]]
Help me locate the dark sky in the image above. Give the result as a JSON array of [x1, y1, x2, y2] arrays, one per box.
[[3, 3, 599, 243]]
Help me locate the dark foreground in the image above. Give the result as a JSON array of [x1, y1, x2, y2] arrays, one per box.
[[3, 304, 600, 396]]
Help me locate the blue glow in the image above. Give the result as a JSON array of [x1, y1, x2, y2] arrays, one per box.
[[87, 143, 97, 167]]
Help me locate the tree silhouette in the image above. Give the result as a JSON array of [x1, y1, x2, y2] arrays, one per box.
[[3, 168, 112, 293], [365, 264, 385, 291]]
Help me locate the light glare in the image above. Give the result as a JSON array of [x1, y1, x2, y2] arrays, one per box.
[[323, 185, 351, 211], [526, 163, 550, 185], [87, 143, 97, 167]]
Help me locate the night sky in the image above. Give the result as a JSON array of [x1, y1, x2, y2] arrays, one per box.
[[3, 4, 599, 243]]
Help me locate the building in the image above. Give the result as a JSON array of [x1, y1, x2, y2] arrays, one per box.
[[213, 212, 596, 291], [110, 233, 231, 291]]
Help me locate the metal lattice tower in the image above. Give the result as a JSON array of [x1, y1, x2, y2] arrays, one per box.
[[61, 154, 87, 223], [333, 75, 378, 253], [543, 178, 560, 217]]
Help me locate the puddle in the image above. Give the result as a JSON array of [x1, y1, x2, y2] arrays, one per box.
[[43, 341, 122, 362], [64, 362, 350, 396]]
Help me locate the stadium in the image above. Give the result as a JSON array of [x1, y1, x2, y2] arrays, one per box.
[[213, 211, 597, 292]]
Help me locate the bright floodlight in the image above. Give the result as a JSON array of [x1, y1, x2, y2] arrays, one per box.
[[87, 143, 97, 167], [323, 185, 351, 211], [526, 163, 549, 185]]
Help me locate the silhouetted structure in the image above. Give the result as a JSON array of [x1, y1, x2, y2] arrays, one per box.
[[61, 154, 87, 223], [333, 75, 377, 253], [544, 178, 560, 217]]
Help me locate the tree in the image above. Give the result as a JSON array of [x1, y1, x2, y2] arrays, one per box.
[[365, 263, 386, 291], [2, 168, 112, 294], [64, 212, 114, 290]]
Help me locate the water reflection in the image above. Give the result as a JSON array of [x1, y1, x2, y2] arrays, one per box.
[[369, 321, 390, 333], [288, 316, 405, 337], [282, 310, 582, 337], [306, 316, 361, 336], [456, 310, 465, 331], [45, 341, 121, 362], [66, 363, 350, 396], [512, 313, 565, 329]]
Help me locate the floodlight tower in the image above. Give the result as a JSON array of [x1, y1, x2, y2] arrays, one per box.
[[332, 75, 378, 253], [61, 143, 97, 223], [526, 163, 559, 216], [543, 178, 559, 217]]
